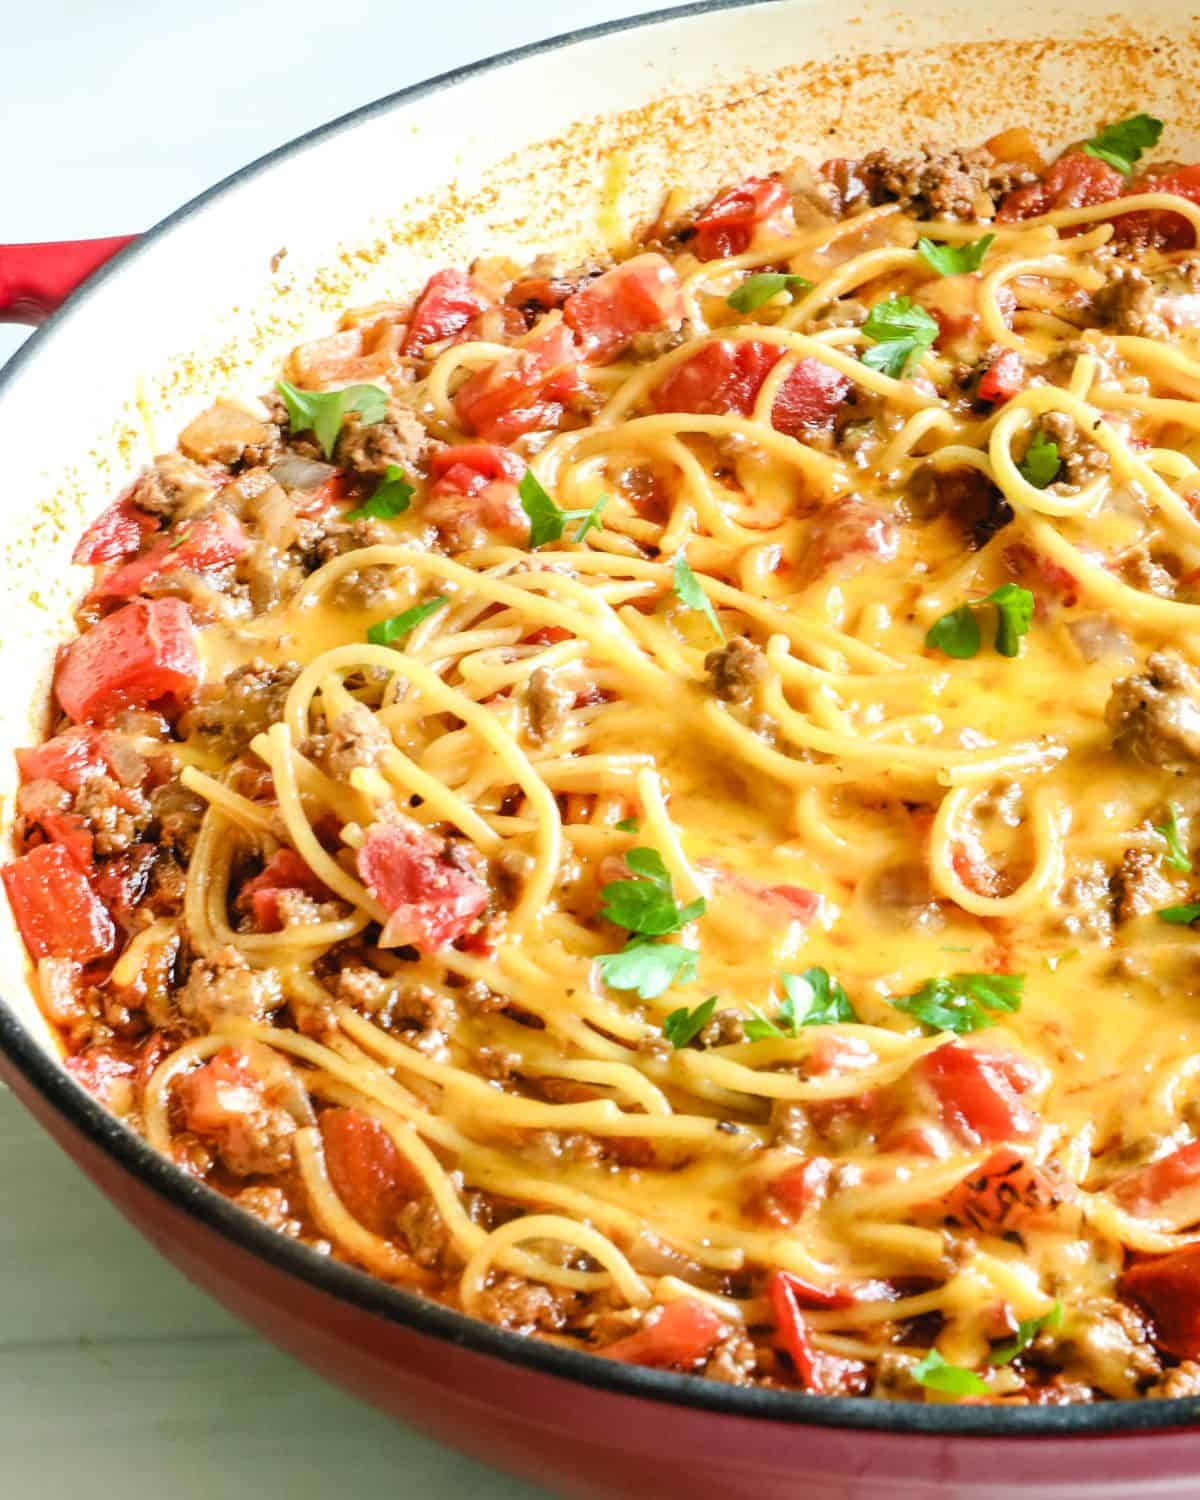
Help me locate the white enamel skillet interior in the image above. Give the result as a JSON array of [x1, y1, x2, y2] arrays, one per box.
[[2, 0, 1200, 1438]]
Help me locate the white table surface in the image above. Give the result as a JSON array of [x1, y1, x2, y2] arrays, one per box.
[[1, 3, 690, 1493]]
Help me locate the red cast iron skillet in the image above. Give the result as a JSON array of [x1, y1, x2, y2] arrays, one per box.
[[2, 3, 1200, 1494]]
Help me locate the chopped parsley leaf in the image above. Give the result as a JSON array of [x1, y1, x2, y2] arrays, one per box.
[[662, 995, 719, 1048], [1154, 804, 1192, 874], [672, 553, 724, 641], [1158, 902, 1200, 926], [988, 1303, 1063, 1366], [916, 234, 995, 277], [598, 939, 698, 1000], [1018, 431, 1062, 489], [1083, 113, 1164, 177], [348, 464, 413, 521], [892, 972, 1024, 1034], [911, 1349, 990, 1396], [277, 379, 388, 459], [727, 272, 813, 314], [519, 471, 607, 547], [861, 295, 939, 379], [366, 595, 448, 647]]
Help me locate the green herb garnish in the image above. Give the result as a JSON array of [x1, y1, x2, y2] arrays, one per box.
[[1158, 902, 1200, 926], [1154, 804, 1192, 874], [861, 295, 939, 378], [366, 595, 448, 647], [673, 553, 724, 641], [926, 604, 982, 660], [597, 849, 706, 999], [277, 379, 388, 460], [598, 939, 699, 1000], [911, 1349, 990, 1396], [926, 586, 1034, 660], [614, 817, 640, 834], [662, 996, 718, 1048], [916, 234, 995, 277], [600, 848, 706, 935], [988, 1303, 1063, 1366], [727, 273, 813, 314], [1082, 113, 1164, 177], [348, 464, 413, 521], [892, 972, 1024, 1034], [1018, 431, 1062, 489], [519, 471, 608, 547]]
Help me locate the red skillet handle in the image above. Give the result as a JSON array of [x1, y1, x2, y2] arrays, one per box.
[[0, 236, 138, 325]]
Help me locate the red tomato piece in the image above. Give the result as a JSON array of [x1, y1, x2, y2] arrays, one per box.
[[298, 469, 355, 521], [772, 1268, 857, 1311], [16, 727, 111, 793], [693, 177, 794, 260], [919, 1043, 1039, 1146], [356, 819, 488, 953], [563, 253, 684, 362], [1120, 163, 1200, 251], [708, 865, 822, 927], [1122, 1243, 1200, 1360], [236, 849, 335, 933], [1003, 541, 1080, 610], [72, 496, 159, 565], [1, 843, 115, 964], [66, 1034, 168, 1106], [55, 598, 201, 724], [767, 1156, 834, 1221], [1113, 1141, 1200, 1230], [804, 498, 899, 581], [997, 151, 1125, 222], [402, 269, 489, 354], [977, 350, 1026, 405], [320, 1107, 422, 1234], [651, 340, 849, 436], [944, 1147, 1062, 1234], [98, 509, 249, 599], [453, 322, 583, 443], [35, 811, 95, 874], [602, 1297, 727, 1367], [767, 1271, 869, 1394], [428, 443, 525, 497]]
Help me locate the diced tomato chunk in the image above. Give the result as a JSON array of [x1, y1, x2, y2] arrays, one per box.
[[1123, 1243, 1200, 1360], [236, 849, 335, 933], [919, 1043, 1039, 1146], [651, 340, 849, 436], [16, 727, 110, 793], [563, 253, 683, 362], [297, 469, 355, 520], [320, 1106, 422, 1234], [356, 818, 488, 953], [804, 498, 899, 581], [977, 349, 1025, 405], [602, 1297, 727, 1367], [402, 269, 489, 354], [98, 508, 248, 599], [424, 443, 528, 547], [997, 151, 1125, 222], [1120, 163, 1200, 251], [1113, 1140, 1200, 1230], [36, 811, 94, 873], [177, 1045, 297, 1177], [767, 1156, 834, 1221], [453, 322, 583, 443], [2, 843, 115, 964], [767, 1271, 869, 1394], [772, 1269, 857, 1311], [944, 1147, 1062, 1234], [428, 443, 525, 497], [73, 496, 159, 565], [66, 1034, 168, 1107], [693, 177, 794, 260], [55, 598, 201, 724]]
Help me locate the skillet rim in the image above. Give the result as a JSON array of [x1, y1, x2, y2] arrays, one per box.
[[3, 0, 1200, 1440]]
